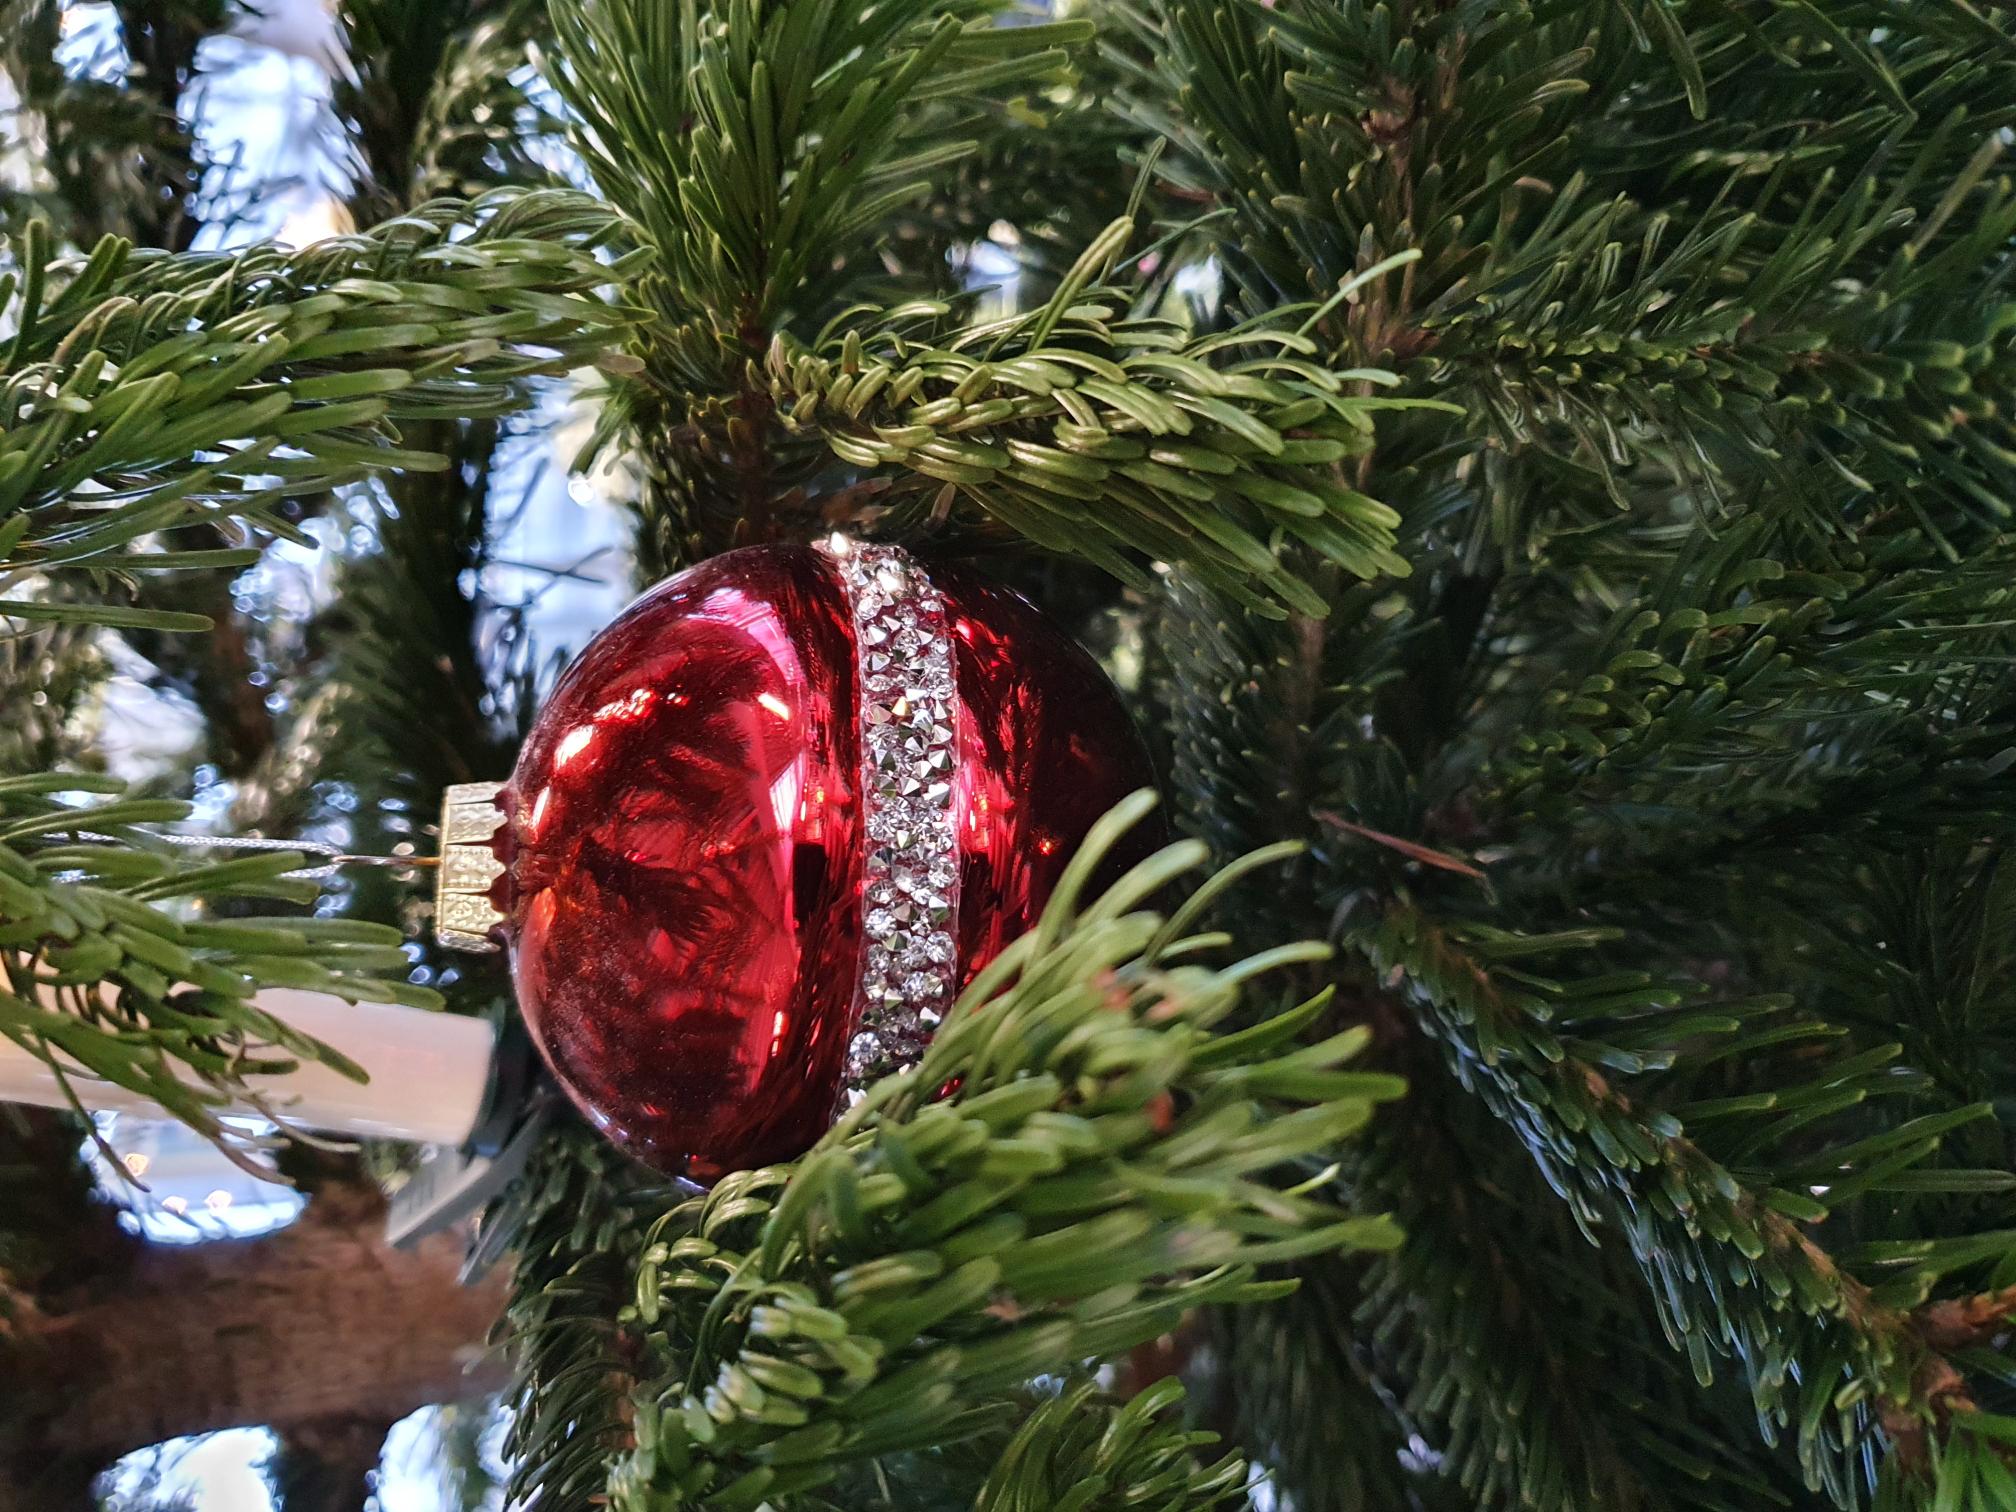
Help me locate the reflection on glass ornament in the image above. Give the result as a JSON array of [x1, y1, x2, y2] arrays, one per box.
[[438, 539, 1156, 1181]]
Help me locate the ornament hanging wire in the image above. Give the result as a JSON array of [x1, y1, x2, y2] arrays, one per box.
[[65, 828, 439, 882]]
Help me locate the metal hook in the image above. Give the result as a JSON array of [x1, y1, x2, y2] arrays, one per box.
[[68, 829, 440, 882]]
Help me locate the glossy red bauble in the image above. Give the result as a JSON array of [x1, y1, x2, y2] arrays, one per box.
[[489, 542, 1154, 1181]]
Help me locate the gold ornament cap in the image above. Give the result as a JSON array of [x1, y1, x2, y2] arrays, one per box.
[[435, 781, 506, 953]]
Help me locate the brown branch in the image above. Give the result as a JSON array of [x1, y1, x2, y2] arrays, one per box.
[[5, 1178, 507, 1491], [1318, 812, 1486, 878], [1917, 1285, 2016, 1352]]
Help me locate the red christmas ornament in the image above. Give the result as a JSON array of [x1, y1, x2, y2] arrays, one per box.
[[440, 540, 1154, 1181]]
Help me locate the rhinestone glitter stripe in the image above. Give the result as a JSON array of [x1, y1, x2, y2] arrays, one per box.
[[820, 537, 961, 1090]]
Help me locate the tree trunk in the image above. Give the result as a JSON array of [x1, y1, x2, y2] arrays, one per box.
[[3, 1180, 508, 1508]]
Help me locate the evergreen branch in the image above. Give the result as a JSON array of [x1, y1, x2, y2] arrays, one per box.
[[606, 800, 1404, 1509], [1117, 0, 1607, 316], [547, 0, 1091, 551], [1128, 0, 2016, 559], [1411, 160, 2016, 528], [549, 0, 1086, 350], [1120, 5, 2016, 1505], [0, 776, 440, 1171], [972, 1378, 1246, 1512], [251, 416, 522, 994], [491, 1125, 663, 1512], [1460, 514, 2016, 831], [1355, 905, 2013, 1500], [0, 189, 634, 631], [1902, 1414, 2016, 1512], [768, 266, 1453, 614], [1354, 1056, 1828, 1512], [1151, 499, 2016, 1506], [245, 0, 583, 985], [1757, 839, 2016, 1127], [1206, 1243, 1423, 1512], [336, 0, 565, 225], [1157, 561, 1442, 925], [0, 0, 218, 250], [897, 20, 1161, 310]]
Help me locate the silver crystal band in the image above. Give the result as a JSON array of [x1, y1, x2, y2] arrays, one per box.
[[820, 536, 961, 1090]]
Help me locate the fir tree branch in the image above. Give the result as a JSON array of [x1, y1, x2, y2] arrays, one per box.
[[1458, 513, 2016, 830], [491, 1125, 663, 1512], [0, 182, 623, 1177], [1205, 1242, 1424, 1512], [1158, 523, 2016, 1502], [972, 1378, 1246, 1512], [767, 268, 1452, 615], [0, 189, 633, 633], [546, 0, 1092, 556], [550, 0, 1087, 355], [336, 0, 565, 227], [1355, 904, 2012, 1500], [1126, 0, 2016, 561], [605, 801, 1403, 1509], [1903, 1414, 2016, 1511], [245, 0, 583, 990], [1355, 1053, 1830, 1512], [0, 0, 219, 250], [0, 775, 439, 1172]]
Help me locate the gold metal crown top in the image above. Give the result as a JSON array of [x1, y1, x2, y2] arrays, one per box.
[[436, 781, 506, 953]]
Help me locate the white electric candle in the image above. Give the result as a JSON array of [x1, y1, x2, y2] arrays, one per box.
[[0, 990, 497, 1146]]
